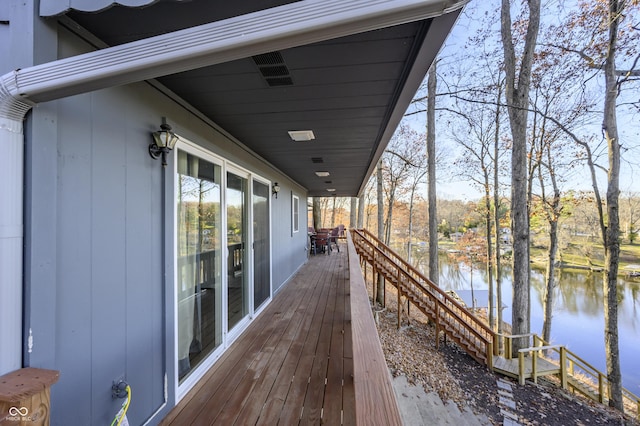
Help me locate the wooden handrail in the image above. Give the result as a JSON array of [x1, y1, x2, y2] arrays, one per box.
[[518, 344, 564, 352], [355, 229, 495, 337], [347, 232, 403, 426], [507, 333, 639, 417], [352, 228, 495, 369]]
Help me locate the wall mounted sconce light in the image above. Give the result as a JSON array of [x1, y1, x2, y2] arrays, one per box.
[[272, 182, 280, 198], [149, 117, 179, 167]]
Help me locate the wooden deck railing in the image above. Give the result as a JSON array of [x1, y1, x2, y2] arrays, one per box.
[[500, 333, 639, 418], [347, 231, 403, 426], [351, 228, 495, 369]]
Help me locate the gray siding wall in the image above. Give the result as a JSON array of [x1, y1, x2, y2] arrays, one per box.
[[23, 25, 308, 426]]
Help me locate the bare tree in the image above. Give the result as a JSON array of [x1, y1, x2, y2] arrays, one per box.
[[427, 63, 439, 285], [376, 160, 385, 305], [357, 192, 365, 229], [381, 125, 425, 247], [548, 0, 640, 409], [601, 0, 624, 409], [500, 0, 541, 353], [312, 197, 321, 230], [350, 197, 357, 229]]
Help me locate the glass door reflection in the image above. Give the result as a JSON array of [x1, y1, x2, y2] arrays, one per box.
[[253, 180, 270, 310], [226, 172, 249, 332], [176, 151, 222, 383]]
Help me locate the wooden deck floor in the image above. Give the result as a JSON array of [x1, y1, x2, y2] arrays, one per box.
[[161, 247, 356, 426]]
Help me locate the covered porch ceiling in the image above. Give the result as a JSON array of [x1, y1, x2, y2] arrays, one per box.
[[52, 1, 463, 197]]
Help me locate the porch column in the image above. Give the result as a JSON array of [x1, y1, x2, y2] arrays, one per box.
[[0, 75, 33, 375]]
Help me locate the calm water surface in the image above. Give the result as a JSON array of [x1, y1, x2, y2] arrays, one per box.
[[411, 251, 640, 394]]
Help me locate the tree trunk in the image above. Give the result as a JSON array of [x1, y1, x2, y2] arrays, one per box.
[[357, 193, 365, 229], [500, 0, 540, 355], [484, 178, 494, 331], [540, 123, 561, 349], [408, 186, 415, 263], [602, 0, 623, 411], [376, 161, 385, 306], [384, 189, 395, 246], [331, 195, 337, 228], [541, 219, 558, 345], [494, 81, 503, 337], [350, 197, 357, 229], [312, 197, 321, 230], [427, 63, 439, 285]]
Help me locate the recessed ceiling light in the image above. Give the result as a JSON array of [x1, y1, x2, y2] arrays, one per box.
[[288, 130, 315, 142], [326, 188, 336, 192], [315, 171, 330, 177]]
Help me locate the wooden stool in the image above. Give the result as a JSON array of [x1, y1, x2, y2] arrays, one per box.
[[0, 368, 59, 426]]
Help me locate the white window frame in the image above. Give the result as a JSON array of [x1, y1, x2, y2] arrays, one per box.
[[292, 193, 300, 234]]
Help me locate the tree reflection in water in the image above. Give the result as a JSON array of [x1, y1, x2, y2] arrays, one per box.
[[406, 249, 640, 394]]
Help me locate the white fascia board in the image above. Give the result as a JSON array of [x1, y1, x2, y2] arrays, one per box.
[[3, 0, 466, 105]]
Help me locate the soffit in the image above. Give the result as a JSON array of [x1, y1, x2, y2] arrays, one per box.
[[57, 1, 460, 196]]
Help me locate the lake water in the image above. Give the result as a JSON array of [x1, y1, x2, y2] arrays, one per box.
[[410, 250, 640, 395]]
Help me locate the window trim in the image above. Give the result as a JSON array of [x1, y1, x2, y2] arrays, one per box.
[[292, 193, 300, 234]]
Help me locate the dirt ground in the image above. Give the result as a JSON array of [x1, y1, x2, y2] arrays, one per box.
[[373, 288, 638, 425]]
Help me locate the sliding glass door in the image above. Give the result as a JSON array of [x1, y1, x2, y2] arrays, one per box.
[[253, 180, 271, 310], [176, 151, 222, 384], [226, 170, 249, 332], [175, 144, 273, 395]]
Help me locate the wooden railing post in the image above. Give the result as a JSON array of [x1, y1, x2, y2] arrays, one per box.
[[598, 373, 605, 404], [435, 303, 440, 349], [372, 261, 378, 306], [487, 341, 494, 371], [532, 350, 538, 384], [560, 347, 568, 390], [0, 368, 59, 426], [397, 276, 401, 330], [518, 351, 526, 385]]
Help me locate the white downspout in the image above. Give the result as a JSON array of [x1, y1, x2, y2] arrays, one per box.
[[0, 73, 33, 375]]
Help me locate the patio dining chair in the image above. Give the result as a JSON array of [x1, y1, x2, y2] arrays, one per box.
[[329, 227, 340, 252], [313, 230, 330, 255]]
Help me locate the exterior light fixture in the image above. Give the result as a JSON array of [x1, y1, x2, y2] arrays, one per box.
[[272, 182, 281, 198], [149, 117, 179, 167], [315, 171, 330, 177], [326, 188, 336, 192], [288, 130, 315, 142]]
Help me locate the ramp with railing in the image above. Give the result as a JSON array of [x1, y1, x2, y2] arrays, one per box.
[[496, 333, 640, 416], [350, 228, 639, 419]]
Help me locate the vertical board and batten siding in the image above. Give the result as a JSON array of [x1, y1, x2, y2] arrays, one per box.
[[50, 85, 166, 425], [271, 190, 308, 294], [24, 24, 308, 425]]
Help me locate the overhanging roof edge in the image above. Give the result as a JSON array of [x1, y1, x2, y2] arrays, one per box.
[[2, 0, 467, 107], [356, 7, 465, 198]]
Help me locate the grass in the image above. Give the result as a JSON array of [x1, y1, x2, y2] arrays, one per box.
[[530, 236, 640, 276]]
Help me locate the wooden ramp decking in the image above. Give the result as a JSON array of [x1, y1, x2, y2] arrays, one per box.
[[493, 355, 560, 383], [161, 247, 357, 426]]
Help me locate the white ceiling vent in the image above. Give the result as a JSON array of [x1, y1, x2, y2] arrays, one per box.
[[288, 130, 315, 141]]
